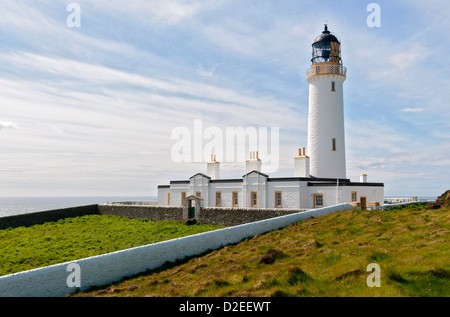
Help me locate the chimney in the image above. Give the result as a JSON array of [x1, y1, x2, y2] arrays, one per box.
[[294, 147, 310, 177], [207, 154, 220, 180], [246, 151, 262, 174], [360, 174, 367, 183]]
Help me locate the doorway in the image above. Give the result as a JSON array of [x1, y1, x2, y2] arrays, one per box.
[[188, 201, 196, 218], [360, 196, 367, 211]]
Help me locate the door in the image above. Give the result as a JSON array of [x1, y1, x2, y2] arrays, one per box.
[[188, 206, 195, 218], [188, 200, 196, 218], [360, 196, 367, 211]]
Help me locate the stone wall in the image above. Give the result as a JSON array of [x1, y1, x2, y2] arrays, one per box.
[[0, 204, 307, 230], [98, 204, 183, 221], [0, 205, 99, 230], [198, 207, 305, 227], [98, 205, 305, 226]]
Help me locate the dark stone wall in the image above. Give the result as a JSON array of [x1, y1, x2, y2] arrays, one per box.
[[0, 205, 99, 230], [97, 205, 303, 226], [198, 208, 305, 227], [0, 204, 305, 230], [97, 205, 183, 221]]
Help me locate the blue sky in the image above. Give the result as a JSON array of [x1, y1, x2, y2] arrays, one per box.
[[0, 0, 448, 198]]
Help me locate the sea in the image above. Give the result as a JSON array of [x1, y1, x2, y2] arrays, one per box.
[[0, 196, 157, 218]]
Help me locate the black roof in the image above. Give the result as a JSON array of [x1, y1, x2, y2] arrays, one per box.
[[189, 173, 211, 180], [308, 182, 384, 187], [313, 24, 340, 45], [243, 170, 269, 178], [159, 177, 384, 187]]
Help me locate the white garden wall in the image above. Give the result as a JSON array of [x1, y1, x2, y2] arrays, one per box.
[[0, 203, 352, 297]]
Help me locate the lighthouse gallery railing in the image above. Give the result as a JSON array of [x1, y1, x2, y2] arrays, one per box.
[[306, 64, 347, 78]]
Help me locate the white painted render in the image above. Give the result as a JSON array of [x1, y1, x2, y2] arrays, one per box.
[[166, 183, 190, 207], [246, 159, 262, 174], [294, 156, 310, 177], [159, 171, 384, 210], [207, 162, 220, 180], [157, 187, 169, 206], [307, 74, 346, 179], [267, 181, 302, 209], [360, 174, 368, 183]]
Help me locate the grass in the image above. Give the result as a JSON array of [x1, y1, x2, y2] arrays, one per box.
[[0, 215, 222, 276], [72, 203, 449, 297]]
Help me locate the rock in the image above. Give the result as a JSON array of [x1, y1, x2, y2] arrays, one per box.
[[185, 219, 197, 225], [95, 289, 109, 295], [427, 190, 450, 210], [259, 248, 284, 264], [334, 269, 363, 281], [287, 267, 311, 284], [302, 239, 322, 249]]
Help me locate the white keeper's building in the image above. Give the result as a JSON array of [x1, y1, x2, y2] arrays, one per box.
[[157, 25, 384, 210]]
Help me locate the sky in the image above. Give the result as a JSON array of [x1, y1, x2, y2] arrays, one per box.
[[0, 0, 449, 198]]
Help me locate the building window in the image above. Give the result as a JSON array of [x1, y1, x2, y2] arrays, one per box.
[[196, 191, 202, 198], [168, 193, 170, 206], [351, 191, 357, 202], [332, 138, 337, 151], [215, 192, 222, 207], [181, 192, 186, 206], [251, 191, 258, 208], [275, 191, 282, 208], [331, 81, 336, 92], [232, 191, 239, 207], [313, 193, 323, 208]]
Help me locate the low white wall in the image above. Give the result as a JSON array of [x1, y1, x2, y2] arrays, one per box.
[[381, 200, 433, 210], [0, 203, 352, 297]]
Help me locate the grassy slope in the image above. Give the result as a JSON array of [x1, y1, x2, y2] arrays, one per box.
[[0, 215, 222, 276], [74, 204, 449, 297]]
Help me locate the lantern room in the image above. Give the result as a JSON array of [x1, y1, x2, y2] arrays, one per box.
[[311, 24, 342, 65]]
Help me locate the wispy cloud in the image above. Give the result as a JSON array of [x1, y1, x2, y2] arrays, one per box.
[[88, 0, 225, 26], [0, 121, 18, 130], [401, 107, 424, 113], [0, 0, 449, 197]]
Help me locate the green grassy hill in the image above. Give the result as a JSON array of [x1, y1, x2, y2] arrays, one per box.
[[0, 216, 222, 276], [74, 203, 449, 297]]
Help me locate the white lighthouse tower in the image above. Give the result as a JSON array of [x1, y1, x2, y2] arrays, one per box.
[[306, 24, 347, 179]]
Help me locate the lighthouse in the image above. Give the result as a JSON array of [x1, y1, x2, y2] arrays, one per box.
[[158, 24, 385, 210], [306, 24, 347, 179]]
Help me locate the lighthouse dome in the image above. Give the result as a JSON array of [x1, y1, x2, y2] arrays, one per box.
[[311, 24, 342, 65], [313, 27, 340, 45]]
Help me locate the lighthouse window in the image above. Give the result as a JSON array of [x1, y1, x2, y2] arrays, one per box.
[[331, 81, 336, 92], [181, 192, 186, 206], [313, 194, 323, 208], [215, 192, 222, 207], [351, 191, 357, 202], [251, 191, 258, 207], [332, 138, 337, 151], [275, 191, 282, 208], [232, 191, 239, 207]]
